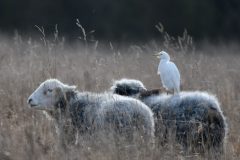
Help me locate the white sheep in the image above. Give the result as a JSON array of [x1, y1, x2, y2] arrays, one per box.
[[111, 79, 227, 154], [27, 79, 155, 150]]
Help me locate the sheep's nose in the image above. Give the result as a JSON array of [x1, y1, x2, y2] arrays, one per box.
[[28, 98, 33, 104]]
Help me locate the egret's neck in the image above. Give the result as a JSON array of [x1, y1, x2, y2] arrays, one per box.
[[160, 59, 169, 63]]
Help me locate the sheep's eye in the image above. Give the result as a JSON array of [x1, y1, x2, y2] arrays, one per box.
[[47, 89, 53, 93], [43, 89, 52, 95]]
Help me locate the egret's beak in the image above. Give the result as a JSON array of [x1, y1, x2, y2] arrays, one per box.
[[153, 53, 160, 58]]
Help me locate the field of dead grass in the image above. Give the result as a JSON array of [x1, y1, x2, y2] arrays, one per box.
[[0, 33, 240, 159]]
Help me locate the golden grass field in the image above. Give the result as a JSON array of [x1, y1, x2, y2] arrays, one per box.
[[0, 32, 240, 159]]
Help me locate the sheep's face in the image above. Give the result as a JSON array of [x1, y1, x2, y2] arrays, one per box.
[[111, 79, 147, 97], [27, 79, 76, 110]]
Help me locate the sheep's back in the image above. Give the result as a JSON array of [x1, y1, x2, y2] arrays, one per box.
[[143, 91, 227, 151], [68, 92, 155, 140]]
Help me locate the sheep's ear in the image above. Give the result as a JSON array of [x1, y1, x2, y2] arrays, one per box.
[[61, 85, 76, 102], [53, 86, 76, 102], [54, 87, 65, 99], [62, 85, 77, 93], [53, 85, 76, 97]]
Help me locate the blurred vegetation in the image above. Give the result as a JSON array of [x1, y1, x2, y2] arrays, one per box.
[[0, 0, 240, 41]]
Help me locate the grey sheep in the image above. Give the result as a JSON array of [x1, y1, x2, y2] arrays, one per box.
[[111, 79, 227, 154], [27, 79, 155, 149]]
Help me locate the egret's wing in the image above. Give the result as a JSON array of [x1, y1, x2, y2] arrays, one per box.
[[168, 62, 180, 86], [170, 62, 180, 80]]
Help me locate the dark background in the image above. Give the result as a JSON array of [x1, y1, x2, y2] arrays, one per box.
[[0, 0, 240, 42]]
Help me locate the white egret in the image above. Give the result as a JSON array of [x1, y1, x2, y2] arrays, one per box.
[[154, 51, 180, 94]]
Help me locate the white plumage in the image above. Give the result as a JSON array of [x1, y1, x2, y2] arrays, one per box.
[[154, 51, 180, 94]]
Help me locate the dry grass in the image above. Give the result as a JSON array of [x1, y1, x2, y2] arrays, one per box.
[[0, 33, 240, 160]]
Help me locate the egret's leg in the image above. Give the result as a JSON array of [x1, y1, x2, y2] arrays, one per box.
[[174, 87, 180, 95], [165, 88, 169, 95], [166, 89, 174, 95]]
